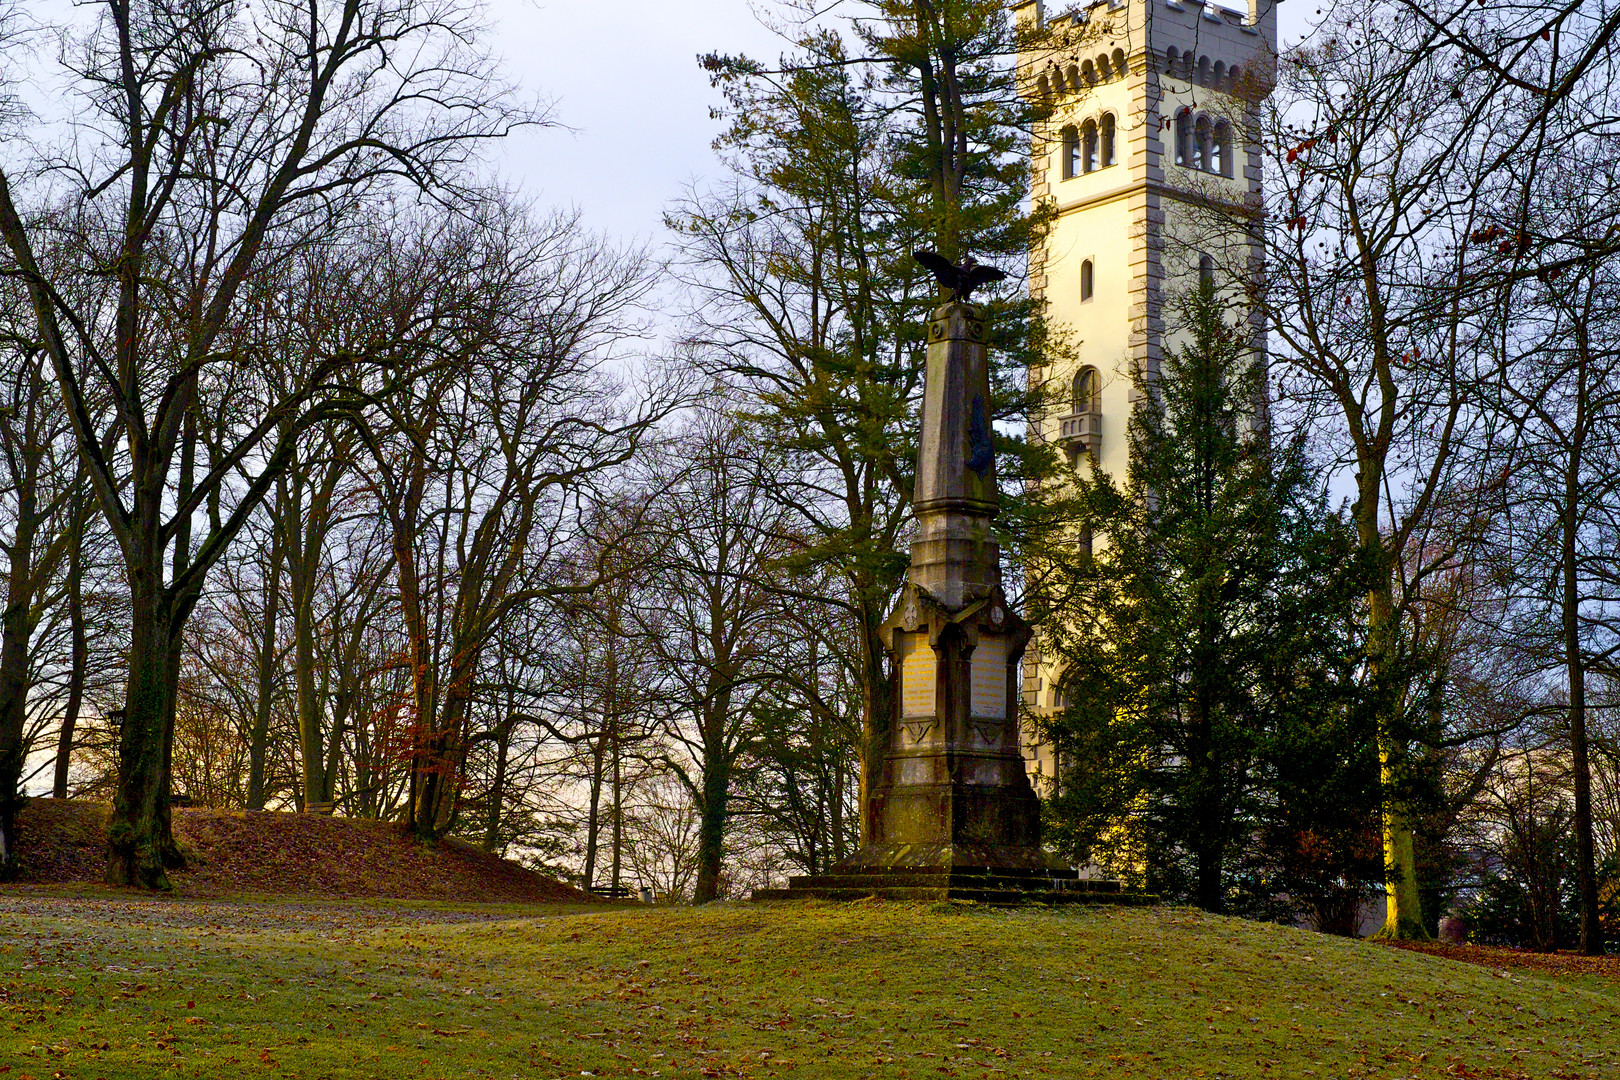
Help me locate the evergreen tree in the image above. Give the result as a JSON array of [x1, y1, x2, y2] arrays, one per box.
[[1041, 281, 1381, 919]]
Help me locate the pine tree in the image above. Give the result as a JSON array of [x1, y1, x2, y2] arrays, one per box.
[[1042, 281, 1380, 918]]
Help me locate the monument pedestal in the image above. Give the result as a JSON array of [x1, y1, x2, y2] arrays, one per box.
[[757, 295, 1144, 907]]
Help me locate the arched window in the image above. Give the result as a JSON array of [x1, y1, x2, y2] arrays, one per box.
[[1174, 108, 1192, 166], [1213, 60, 1227, 86], [1096, 55, 1112, 82], [1198, 253, 1216, 291], [1036, 74, 1051, 98], [1080, 259, 1094, 302], [1195, 115, 1212, 172], [1073, 366, 1101, 412], [1061, 125, 1079, 179], [1101, 113, 1117, 167], [1113, 48, 1127, 77], [1082, 120, 1099, 173], [1213, 121, 1232, 177], [1066, 64, 1080, 90], [1198, 55, 1211, 84], [1165, 46, 1180, 75], [1081, 59, 1096, 85]]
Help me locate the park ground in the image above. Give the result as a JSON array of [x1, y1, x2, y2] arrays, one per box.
[[3, 889, 1620, 1080]]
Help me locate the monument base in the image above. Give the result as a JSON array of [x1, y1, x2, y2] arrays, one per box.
[[753, 865, 1149, 906], [753, 843, 1154, 906]]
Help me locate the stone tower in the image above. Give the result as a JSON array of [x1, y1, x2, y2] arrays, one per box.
[[1014, 0, 1279, 777]]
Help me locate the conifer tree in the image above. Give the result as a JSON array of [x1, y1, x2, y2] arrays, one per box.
[[1042, 281, 1379, 916]]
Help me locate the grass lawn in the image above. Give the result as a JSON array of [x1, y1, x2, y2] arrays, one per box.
[[2, 889, 1618, 1079]]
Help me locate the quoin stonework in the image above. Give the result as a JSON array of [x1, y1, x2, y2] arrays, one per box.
[[1016, 0, 1279, 784]]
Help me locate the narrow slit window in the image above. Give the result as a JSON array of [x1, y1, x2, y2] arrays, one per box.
[[1196, 115, 1212, 172], [1215, 121, 1233, 177], [1082, 120, 1099, 173], [1080, 259, 1094, 301], [1101, 114, 1117, 167], [1175, 109, 1192, 167], [1199, 253, 1216, 291]]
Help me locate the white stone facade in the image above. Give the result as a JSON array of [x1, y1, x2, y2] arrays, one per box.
[[1014, 0, 1279, 786]]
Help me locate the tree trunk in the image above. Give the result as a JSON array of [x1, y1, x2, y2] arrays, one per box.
[[409, 689, 468, 839], [610, 708, 623, 893], [483, 716, 513, 852], [1349, 436, 1426, 942], [1563, 467, 1602, 955], [247, 485, 285, 810], [858, 599, 892, 845], [287, 475, 331, 813], [0, 541, 33, 880], [106, 574, 184, 889], [53, 487, 88, 800], [693, 751, 731, 903], [583, 731, 606, 890], [1192, 688, 1225, 914], [0, 376, 44, 877]]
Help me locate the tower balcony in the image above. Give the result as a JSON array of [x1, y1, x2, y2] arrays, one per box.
[[1057, 409, 1102, 454]]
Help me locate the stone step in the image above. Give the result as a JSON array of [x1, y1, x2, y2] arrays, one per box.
[[785, 873, 1120, 893], [752, 885, 1156, 906]]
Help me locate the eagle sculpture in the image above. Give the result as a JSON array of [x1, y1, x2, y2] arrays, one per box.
[[913, 249, 1007, 303]]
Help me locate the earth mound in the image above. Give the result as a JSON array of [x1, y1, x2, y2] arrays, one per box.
[[11, 797, 595, 903]]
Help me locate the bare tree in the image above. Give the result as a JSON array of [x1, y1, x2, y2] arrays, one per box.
[[0, 0, 540, 888], [354, 203, 674, 841], [1262, 0, 1620, 938], [1474, 133, 1620, 955], [638, 409, 793, 903]]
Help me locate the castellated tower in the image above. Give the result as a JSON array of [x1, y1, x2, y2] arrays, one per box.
[[1014, 0, 1280, 782]]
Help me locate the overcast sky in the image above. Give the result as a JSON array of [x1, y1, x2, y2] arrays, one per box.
[[488, 1, 1317, 250], [487, 0, 784, 247]]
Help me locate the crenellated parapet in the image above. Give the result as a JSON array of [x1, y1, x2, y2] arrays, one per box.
[[1015, 1, 1281, 792]]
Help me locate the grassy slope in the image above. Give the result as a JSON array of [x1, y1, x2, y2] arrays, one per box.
[[1, 895, 1618, 1079]]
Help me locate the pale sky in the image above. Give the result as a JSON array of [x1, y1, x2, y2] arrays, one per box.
[[488, 1, 1317, 249], [488, 0, 786, 246]]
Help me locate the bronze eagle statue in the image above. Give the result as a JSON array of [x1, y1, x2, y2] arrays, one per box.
[[913, 249, 1007, 303]]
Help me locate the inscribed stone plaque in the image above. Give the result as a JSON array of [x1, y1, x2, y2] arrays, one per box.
[[969, 637, 1008, 719], [898, 632, 936, 718]]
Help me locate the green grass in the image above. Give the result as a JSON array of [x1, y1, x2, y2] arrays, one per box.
[[2, 892, 1618, 1079]]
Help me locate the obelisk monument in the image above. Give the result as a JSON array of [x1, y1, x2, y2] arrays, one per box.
[[759, 254, 1122, 901], [847, 259, 1056, 874]]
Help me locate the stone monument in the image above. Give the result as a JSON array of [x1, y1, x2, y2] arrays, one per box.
[[755, 253, 1140, 905]]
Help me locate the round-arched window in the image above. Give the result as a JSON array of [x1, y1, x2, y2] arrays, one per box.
[[1073, 366, 1100, 412]]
